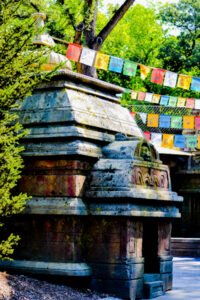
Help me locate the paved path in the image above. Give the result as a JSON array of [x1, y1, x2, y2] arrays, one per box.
[[142, 257, 200, 300]]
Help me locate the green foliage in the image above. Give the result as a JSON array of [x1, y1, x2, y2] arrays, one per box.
[[0, 0, 53, 260]]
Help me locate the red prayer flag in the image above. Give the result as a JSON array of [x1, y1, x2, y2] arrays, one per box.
[[143, 132, 151, 142], [151, 69, 166, 85], [195, 116, 200, 129], [66, 43, 82, 62], [186, 98, 195, 109], [130, 112, 136, 119], [138, 92, 146, 101]]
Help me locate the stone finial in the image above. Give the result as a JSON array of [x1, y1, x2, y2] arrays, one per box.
[[32, 12, 55, 47]]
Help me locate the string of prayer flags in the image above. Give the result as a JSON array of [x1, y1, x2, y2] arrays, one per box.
[[198, 136, 200, 148], [138, 92, 146, 101], [186, 135, 197, 148], [79, 47, 96, 66], [140, 65, 151, 80], [171, 116, 182, 129], [174, 135, 186, 148], [145, 93, 153, 103], [94, 52, 110, 70], [195, 116, 200, 129], [123, 60, 137, 76], [66, 43, 82, 62], [159, 115, 170, 128], [151, 133, 162, 146], [163, 71, 178, 88], [195, 99, 200, 109], [177, 75, 192, 90], [143, 132, 151, 142], [168, 96, 178, 107], [162, 134, 174, 148], [109, 56, 124, 73], [191, 77, 200, 92], [177, 97, 186, 107], [186, 98, 195, 109], [160, 95, 169, 106], [183, 116, 194, 129], [147, 114, 159, 127], [151, 69, 165, 85]]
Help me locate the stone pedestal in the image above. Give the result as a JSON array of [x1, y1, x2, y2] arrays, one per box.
[[0, 70, 183, 300]]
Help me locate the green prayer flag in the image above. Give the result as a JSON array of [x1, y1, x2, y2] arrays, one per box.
[[123, 60, 137, 76], [168, 96, 178, 107], [171, 116, 182, 129], [186, 135, 197, 148]]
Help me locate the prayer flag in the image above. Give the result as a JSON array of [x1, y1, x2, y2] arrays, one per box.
[[151, 133, 162, 146], [177, 75, 192, 90], [152, 94, 161, 104], [94, 52, 110, 70], [162, 134, 174, 148], [143, 132, 151, 142], [163, 71, 178, 88], [195, 99, 200, 110], [66, 43, 82, 62], [138, 92, 146, 101], [123, 60, 137, 76], [168, 96, 178, 107], [183, 116, 194, 129], [140, 65, 151, 80], [139, 113, 147, 123], [130, 112, 136, 119], [191, 77, 200, 92], [131, 91, 138, 99], [145, 93, 153, 103], [159, 115, 170, 128], [109, 56, 124, 73], [174, 135, 186, 148], [198, 136, 200, 149], [195, 116, 200, 129], [79, 47, 96, 66], [125, 88, 132, 93], [160, 95, 169, 106], [177, 97, 186, 107], [186, 135, 197, 148], [147, 114, 159, 127], [151, 68, 165, 85], [186, 98, 195, 109], [171, 116, 182, 129]]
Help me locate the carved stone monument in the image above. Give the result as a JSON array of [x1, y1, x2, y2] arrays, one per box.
[[0, 70, 183, 299]]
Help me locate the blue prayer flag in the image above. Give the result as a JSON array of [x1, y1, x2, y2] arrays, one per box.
[[191, 77, 200, 92], [109, 56, 124, 73], [174, 135, 185, 148], [159, 115, 170, 128], [160, 95, 169, 106]]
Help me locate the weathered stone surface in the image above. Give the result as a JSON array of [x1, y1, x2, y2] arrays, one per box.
[[143, 281, 165, 299]]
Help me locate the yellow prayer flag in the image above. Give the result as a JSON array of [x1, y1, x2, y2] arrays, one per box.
[[198, 136, 200, 149], [177, 75, 192, 90], [162, 134, 174, 148], [94, 52, 110, 70], [183, 116, 194, 129], [131, 91, 138, 99], [147, 114, 159, 127], [152, 94, 161, 104], [177, 97, 186, 107], [140, 65, 151, 80]]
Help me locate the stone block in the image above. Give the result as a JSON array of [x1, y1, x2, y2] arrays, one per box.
[[143, 280, 165, 299], [160, 273, 173, 291]]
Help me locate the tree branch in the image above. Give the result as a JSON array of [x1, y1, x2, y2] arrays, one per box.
[[93, 0, 135, 49]]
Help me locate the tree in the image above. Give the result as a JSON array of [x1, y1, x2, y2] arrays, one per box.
[[47, 0, 136, 77], [0, 0, 51, 259], [158, 0, 200, 74]]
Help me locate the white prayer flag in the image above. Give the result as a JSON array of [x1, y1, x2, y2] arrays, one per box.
[[145, 93, 153, 103], [163, 71, 178, 88], [195, 99, 200, 110], [79, 47, 96, 66], [139, 113, 147, 124], [151, 133, 162, 146]]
